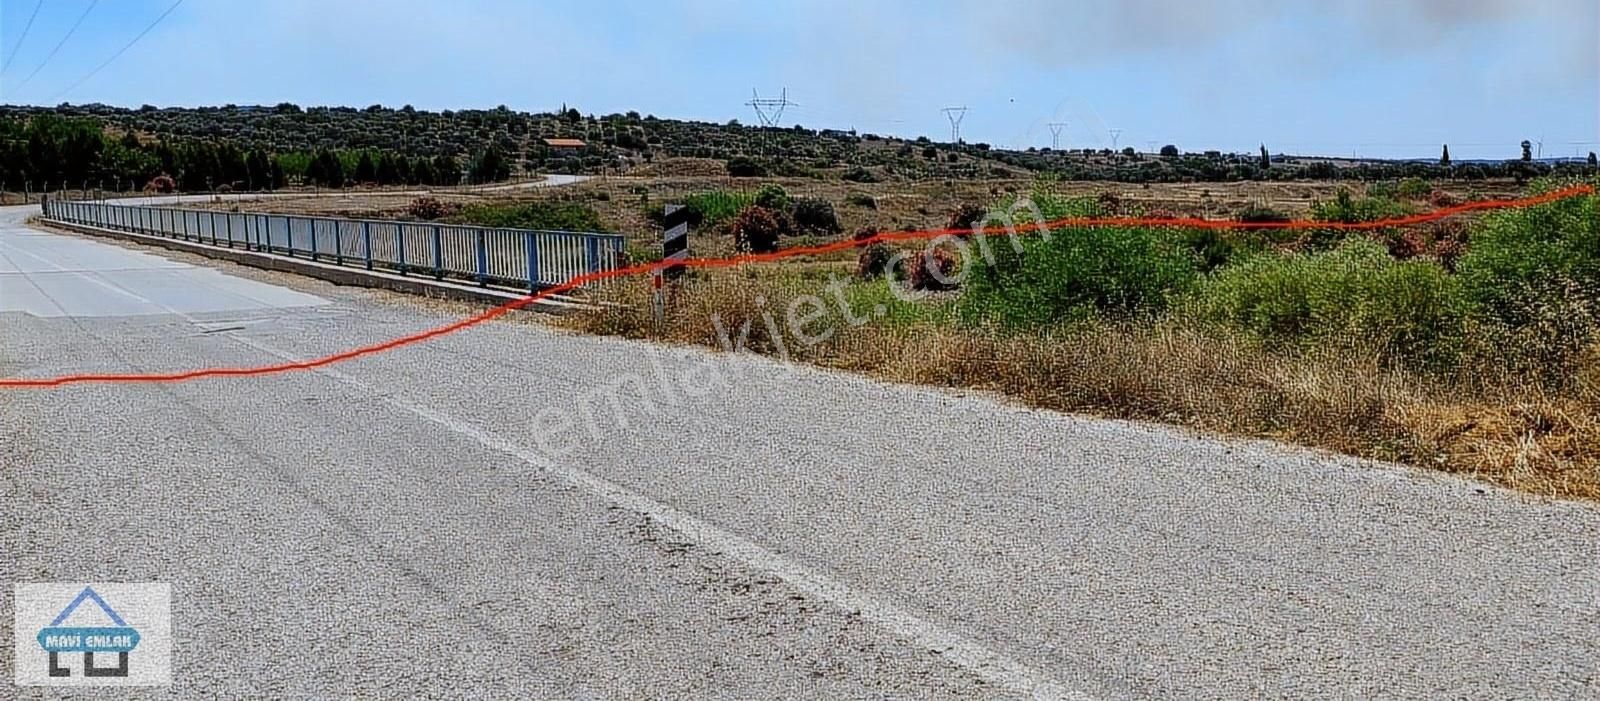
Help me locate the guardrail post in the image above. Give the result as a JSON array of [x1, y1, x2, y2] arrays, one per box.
[[225, 213, 234, 247], [432, 225, 444, 281], [285, 216, 294, 257], [334, 222, 344, 265], [397, 225, 407, 275], [362, 221, 373, 270], [525, 231, 538, 292], [474, 230, 487, 287], [309, 219, 320, 261]]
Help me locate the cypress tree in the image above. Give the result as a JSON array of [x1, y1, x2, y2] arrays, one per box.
[[375, 152, 401, 185], [353, 151, 377, 184], [1440, 144, 1450, 167], [433, 154, 459, 185], [394, 154, 412, 185], [412, 157, 436, 186]]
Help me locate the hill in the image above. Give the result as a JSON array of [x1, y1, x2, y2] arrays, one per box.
[[0, 102, 1589, 193]]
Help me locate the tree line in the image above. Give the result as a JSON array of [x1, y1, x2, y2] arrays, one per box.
[[0, 114, 515, 193]]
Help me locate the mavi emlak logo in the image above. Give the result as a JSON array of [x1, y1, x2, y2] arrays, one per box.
[[36, 586, 142, 678]]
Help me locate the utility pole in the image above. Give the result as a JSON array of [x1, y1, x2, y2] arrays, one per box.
[[942, 106, 968, 143], [1146, 140, 1157, 155], [1108, 128, 1123, 150], [1047, 122, 1067, 150]]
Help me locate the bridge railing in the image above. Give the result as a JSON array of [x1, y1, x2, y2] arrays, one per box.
[[42, 199, 628, 292]]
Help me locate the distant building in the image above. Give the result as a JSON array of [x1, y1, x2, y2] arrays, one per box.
[[542, 138, 587, 150]]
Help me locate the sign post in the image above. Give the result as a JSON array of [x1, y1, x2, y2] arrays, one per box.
[[656, 204, 690, 333]]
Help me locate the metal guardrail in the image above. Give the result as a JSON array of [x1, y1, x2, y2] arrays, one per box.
[[42, 199, 628, 292]]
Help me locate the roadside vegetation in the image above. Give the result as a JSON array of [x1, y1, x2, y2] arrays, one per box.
[[569, 178, 1600, 501]]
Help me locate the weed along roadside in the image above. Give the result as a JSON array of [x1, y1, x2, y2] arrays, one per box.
[[566, 178, 1600, 502]]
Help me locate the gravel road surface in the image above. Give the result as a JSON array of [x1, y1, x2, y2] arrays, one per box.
[[2, 201, 1597, 699]]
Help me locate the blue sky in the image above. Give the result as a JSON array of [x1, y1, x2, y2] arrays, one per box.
[[0, 0, 1594, 159]]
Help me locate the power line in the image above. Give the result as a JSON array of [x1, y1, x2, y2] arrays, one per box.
[[2, 0, 46, 73], [50, 0, 182, 101], [12, 0, 100, 94]]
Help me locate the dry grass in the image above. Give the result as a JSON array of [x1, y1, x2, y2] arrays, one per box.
[[565, 267, 1600, 502]]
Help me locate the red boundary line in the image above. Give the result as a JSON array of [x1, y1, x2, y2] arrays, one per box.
[[3, 184, 1592, 389]]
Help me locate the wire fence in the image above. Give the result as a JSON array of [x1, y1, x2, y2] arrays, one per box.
[[41, 199, 627, 293]]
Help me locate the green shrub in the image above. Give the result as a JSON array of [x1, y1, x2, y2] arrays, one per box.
[[1311, 188, 1414, 224], [1398, 177, 1432, 200], [1454, 186, 1600, 373], [671, 190, 753, 228], [961, 223, 1199, 327], [1456, 187, 1600, 326], [726, 156, 766, 177], [1185, 239, 1463, 363], [1180, 227, 1265, 272], [790, 197, 841, 234], [1305, 189, 1417, 249], [457, 201, 606, 231], [1235, 203, 1289, 223], [753, 184, 790, 211]]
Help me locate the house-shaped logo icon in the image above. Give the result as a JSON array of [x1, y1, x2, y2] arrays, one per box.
[[35, 586, 143, 678]]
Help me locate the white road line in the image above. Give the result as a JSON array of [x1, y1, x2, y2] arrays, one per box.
[[227, 333, 1092, 701]]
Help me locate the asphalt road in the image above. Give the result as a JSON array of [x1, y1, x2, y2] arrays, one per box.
[[2, 201, 1597, 699]]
